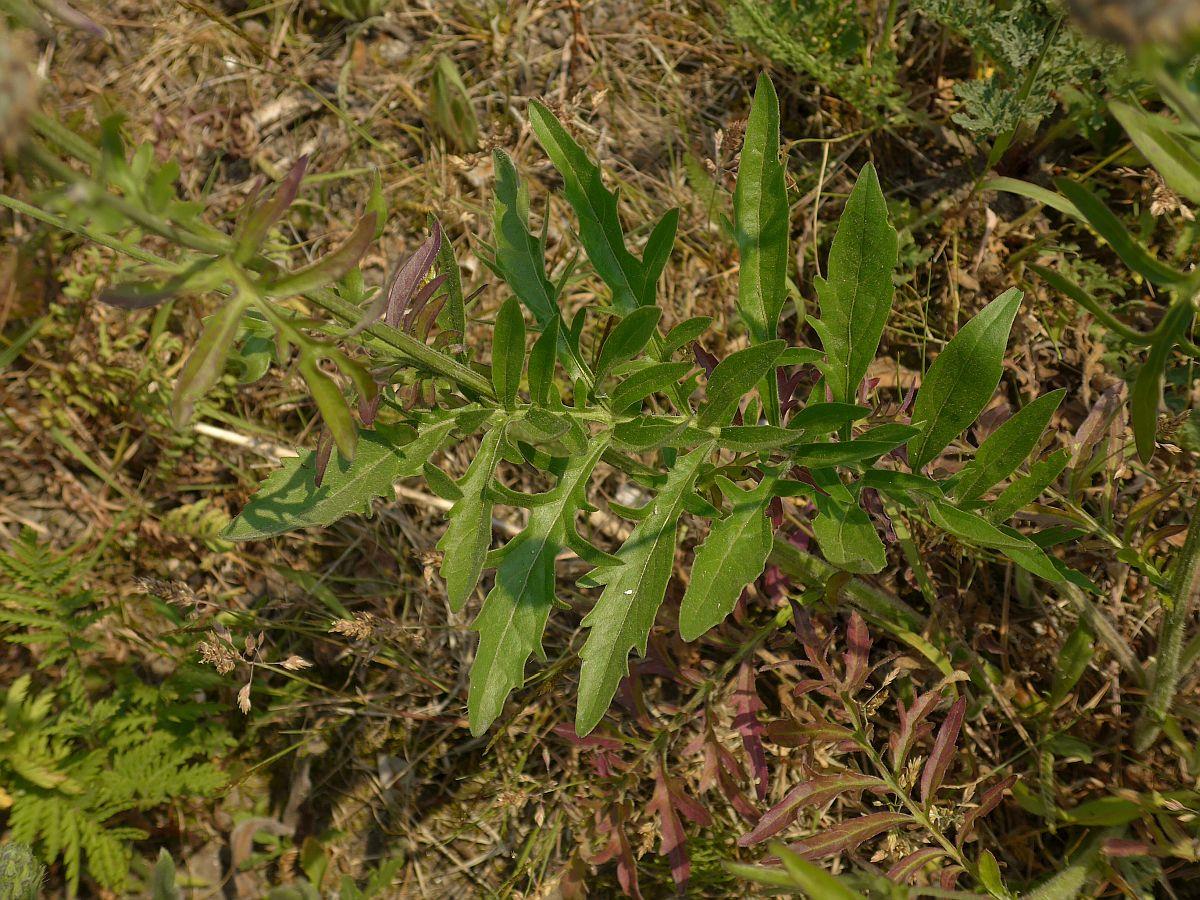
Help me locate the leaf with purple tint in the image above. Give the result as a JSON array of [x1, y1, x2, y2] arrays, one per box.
[[920, 696, 967, 802], [234, 155, 309, 263], [842, 612, 872, 691], [738, 772, 886, 846], [267, 213, 377, 298], [956, 774, 1017, 848], [888, 690, 942, 768], [733, 661, 769, 800], [887, 847, 948, 884], [786, 812, 912, 859]]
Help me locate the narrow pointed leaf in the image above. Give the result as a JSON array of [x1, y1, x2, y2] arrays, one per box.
[[786, 812, 912, 859], [576, 444, 710, 734], [469, 439, 609, 734], [661, 316, 713, 358], [528, 101, 644, 314], [225, 420, 455, 540], [927, 500, 1064, 582], [956, 775, 1017, 848], [738, 773, 886, 846], [611, 361, 694, 411], [267, 213, 377, 297], [1053, 178, 1186, 286], [734, 74, 789, 345], [491, 149, 558, 327], [439, 425, 507, 611], [595, 306, 662, 382], [1131, 301, 1193, 463], [987, 449, 1069, 523], [698, 340, 786, 427], [1110, 101, 1200, 205], [641, 208, 678, 305], [772, 844, 868, 899], [492, 296, 526, 409], [920, 696, 966, 801], [954, 389, 1065, 503], [171, 295, 249, 426], [811, 163, 898, 405], [680, 476, 775, 641], [908, 289, 1022, 471]]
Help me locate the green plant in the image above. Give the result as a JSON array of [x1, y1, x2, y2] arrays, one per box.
[[0, 531, 228, 894], [1, 76, 1088, 746], [726, 0, 906, 120], [0, 842, 44, 900]]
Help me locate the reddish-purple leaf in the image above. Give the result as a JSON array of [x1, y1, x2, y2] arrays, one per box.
[[589, 806, 641, 899], [887, 847, 947, 883], [939, 866, 963, 891], [920, 696, 967, 802], [402, 273, 448, 331], [842, 611, 871, 691], [956, 775, 1016, 848], [313, 429, 334, 487], [1101, 838, 1155, 858], [733, 662, 769, 799], [649, 770, 691, 890], [786, 812, 912, 859], [739, 773, 886, 846], [792, 606, 836, 682], [889, 690, 942, 768], [386, 221, 443, 328]]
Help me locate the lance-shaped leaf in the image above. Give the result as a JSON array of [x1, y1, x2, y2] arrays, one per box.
[[171, 295, 250, 427], [787, 402, 872, 438], [956, 775, 1017, 848], [790, 425, 918, 468], [738, 772, 886, 846], [224, 419, 456, 541], [99, 259, 226, 310], [266, 213, 377, 298], [734, 74, 789, 346], [786, 812, 912, 859], [697, 340, 786, 427], [810, 163, 898, 405], [928, 500, 1064, 582], [908, 289, 1022, 471], [953, 389, 1065, 503], [492, 296, 526, 409], [611, 361, 694, 411], [920, 696, 966, 801], [1054, 178, 1186, 286], [1131, 300, 1194, 463], [680, 475, 775, 641], [987, 448, 1069, 523], [233, 155, 308, 263], [595, 306, 662, 382], [299, 355, 357, 461], [469, 438, 609, 735], [439, 424, 507, 611], [888, 847, 949, 884], [490, 149, 558, 327], [641, 208, 678, 306], [528, 101, 645, 315], [661, 316, 713, 358], [1111, 101, 1200, 205], [575, 443, 711, 735]]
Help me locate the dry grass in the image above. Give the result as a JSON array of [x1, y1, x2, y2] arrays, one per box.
[[2, 0, 1200, 896]]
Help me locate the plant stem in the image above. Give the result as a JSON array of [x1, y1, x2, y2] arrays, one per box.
[[1134, 497, 1200, 750]]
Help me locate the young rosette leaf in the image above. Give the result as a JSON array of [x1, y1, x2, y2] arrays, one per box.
[[468, 438, 610, 735], [575, 443, 712, 735], [810, 163, 898, 405], [438, 423, 507, 611], [679, 475, 776, 641], [224, 419, 456, 541], [908, 288, 1022, 472]]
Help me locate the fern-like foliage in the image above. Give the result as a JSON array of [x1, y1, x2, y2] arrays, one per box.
[[726, 0, 906, 120], [913, 0, 1131, 136], [0, 532, 227, 895]]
